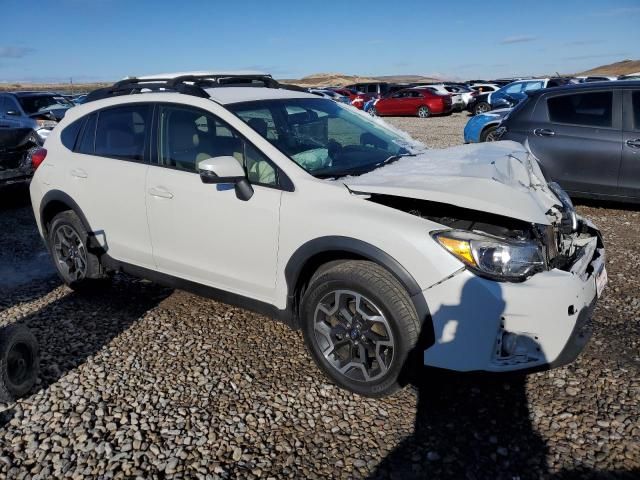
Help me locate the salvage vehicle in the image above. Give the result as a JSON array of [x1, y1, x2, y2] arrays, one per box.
[[370, 88, 452, 118], [1, 92, 74, 186], [499, 80, 640, 202], [30, 72, 606, 397], [464, 108, 510, 143]]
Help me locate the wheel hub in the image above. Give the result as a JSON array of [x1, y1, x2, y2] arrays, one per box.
[[313, 290, 395, 383]]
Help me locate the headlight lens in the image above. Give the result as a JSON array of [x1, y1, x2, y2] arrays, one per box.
[[433, 230, 545, 281]]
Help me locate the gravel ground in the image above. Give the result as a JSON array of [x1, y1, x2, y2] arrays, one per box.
[[0, 113, 638, 479]]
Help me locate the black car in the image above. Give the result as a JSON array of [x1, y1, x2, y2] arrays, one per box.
[[0, 92, 73, 186], [500, 81, 640, 203]]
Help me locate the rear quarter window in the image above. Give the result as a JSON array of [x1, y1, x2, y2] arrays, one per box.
[[60, 118, 85, 151], [547, 91, 613, 127]]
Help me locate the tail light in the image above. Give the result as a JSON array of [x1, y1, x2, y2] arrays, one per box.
[[31, 148, 47, 170]]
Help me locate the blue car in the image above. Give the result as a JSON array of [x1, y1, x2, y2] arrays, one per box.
[[463, 108, 510, 143], [489, 78, 572, 109]]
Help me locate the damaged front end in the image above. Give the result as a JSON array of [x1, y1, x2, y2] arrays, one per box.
[[0, 131, 41, 187]]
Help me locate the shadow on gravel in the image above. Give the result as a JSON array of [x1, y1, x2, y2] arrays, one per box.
[[372, 277, 549, 480], [371, 277, 639, 480], [4, 276, 172, 401]]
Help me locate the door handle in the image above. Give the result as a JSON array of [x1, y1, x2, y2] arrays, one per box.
[[626, 139, 640, 149], [148, 186, 174, 199], [70, 168, 88, 179], [533, 128, 555, 137]]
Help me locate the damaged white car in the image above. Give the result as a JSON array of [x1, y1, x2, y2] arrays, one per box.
[[29, 73, 606, 397]]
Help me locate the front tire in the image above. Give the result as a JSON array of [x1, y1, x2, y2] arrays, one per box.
[[417, 106, 431, 118], [369, 107, 378, 116], [47, 211, 105, 290], [300, 261, 420, 398]]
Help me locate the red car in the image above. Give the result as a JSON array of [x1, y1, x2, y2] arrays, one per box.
[[370, 88, 452, 118], [329, 88, 374, 110]]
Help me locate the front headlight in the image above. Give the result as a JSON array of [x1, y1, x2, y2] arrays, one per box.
[[433, 230, 545, 281]]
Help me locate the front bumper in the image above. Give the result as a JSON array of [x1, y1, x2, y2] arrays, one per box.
[[421, 246, 603, 373]]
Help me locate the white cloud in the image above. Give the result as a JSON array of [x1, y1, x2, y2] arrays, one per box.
[[0, 46, 34, 58], [500, 35, 537, 45]]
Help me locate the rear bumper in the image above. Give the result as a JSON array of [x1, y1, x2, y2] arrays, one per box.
[[420, 248, 602, 373]]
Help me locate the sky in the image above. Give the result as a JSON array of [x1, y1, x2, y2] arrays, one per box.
[[1, 0, 639, 83]]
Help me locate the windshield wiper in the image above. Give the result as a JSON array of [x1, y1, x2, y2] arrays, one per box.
[[375, 152, 416, 169]]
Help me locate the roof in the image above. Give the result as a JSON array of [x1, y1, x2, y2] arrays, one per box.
[[7, 91, 60, 97], [133, 70, 270, 80], [528, 79, 640, 96], [205, 86, 317, 104]]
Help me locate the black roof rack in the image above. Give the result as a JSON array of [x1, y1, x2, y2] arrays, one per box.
[[84, 73, 305, 103]]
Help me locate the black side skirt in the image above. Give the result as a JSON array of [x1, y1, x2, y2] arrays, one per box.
[[101, 255, 296, 329]]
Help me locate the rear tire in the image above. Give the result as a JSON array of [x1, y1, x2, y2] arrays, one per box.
[[369, 107, 378, 116], [417, 106, 431, 118], [300, 260, 420, 398], [47, 211, 106, 291], [0, 324, 39, 402], [474, 102, 491, 115]]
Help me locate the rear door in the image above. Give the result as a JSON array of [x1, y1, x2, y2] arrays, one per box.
[[67, 103, 155, 267], [528, 89, 622, 195], [620, 89, 640, 198]]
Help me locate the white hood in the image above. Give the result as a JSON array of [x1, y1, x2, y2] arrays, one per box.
[[342, 141, 560, 225]]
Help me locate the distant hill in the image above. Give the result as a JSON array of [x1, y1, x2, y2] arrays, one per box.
[[0, 82, 108, 93], [578, 59, 640, 76], [279, 73, 441, 88]]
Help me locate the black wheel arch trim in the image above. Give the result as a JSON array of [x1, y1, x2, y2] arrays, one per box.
[[285, 236, 423, 298], [39, 189, 106, 254]]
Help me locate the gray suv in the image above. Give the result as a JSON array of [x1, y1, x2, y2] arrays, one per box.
[[500, 81, 640, 203], [0, 92, 73, 186]]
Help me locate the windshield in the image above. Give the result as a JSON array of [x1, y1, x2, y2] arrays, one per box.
[[18, 95, 74, 115], [228, 98, 425, 178]]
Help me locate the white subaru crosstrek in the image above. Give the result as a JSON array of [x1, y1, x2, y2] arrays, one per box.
[[29, 72, 607, 397]]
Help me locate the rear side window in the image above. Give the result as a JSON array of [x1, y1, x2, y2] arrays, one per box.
[[61, 118, 85, 151], [94, 104, 151, 161], [547, 91, 613, 127], [633, 92, 640, 129]]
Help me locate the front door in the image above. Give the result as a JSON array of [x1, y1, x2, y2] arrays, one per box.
[[620, 90, 640, 199], [145, 104, 282, 302], [528, 89, 622, 196]]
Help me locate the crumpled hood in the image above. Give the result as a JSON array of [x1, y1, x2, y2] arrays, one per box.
[[342, 141, 561, 225]]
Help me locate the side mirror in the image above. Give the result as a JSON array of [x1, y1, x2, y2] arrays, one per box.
[[198, 156, 254, 201]]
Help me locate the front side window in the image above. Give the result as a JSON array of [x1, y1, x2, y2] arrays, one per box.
[[523, 81, 544, 92], [229, 98, 424, 178], [547, 91, 613, 127], [157, 105, 278, 186], [505, 83, 523, 94], [94, 105, 151, 161]]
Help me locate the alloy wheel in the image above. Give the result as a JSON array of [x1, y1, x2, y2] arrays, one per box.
[[313, 290, 395, 383], [52, 224, 88, 281], [418, 107, 430, 118]]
